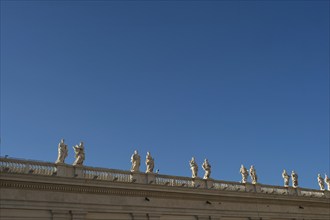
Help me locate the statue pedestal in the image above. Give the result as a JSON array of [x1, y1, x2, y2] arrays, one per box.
[[130, 172, 146, 184], [205, 179, 214, 189], [254, 184, 261, 193], [192, 178, 205, 188], [245, 183, 256, 192], [146, 173, 156, 184], [56, 164, 74, 178], [74, 166, 84, 178], [288, 187, 300, 195]]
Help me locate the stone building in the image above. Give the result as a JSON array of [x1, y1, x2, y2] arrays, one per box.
[[0, 157, 329, 220]]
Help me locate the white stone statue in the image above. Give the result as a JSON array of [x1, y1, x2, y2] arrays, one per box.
[[72, 142, 85, 166], [325, 174, 330, 191], [291, 170, 298, 188], [189, 157, 198, 178], [239, 164, 248, 184], [317, 174, 325, 191], [55, 139, 68, 164], [202, 159, 211, 179], [130, 150, 140, 172], [249, 165, 257, 184], [282, 169, 290, 187], [145, 152, 154, 173]]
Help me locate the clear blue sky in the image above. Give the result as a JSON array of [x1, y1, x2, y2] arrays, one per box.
[[1, 1, 329, 189]]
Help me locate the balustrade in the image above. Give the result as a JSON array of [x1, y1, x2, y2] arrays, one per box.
[[83, 166, 131, 183], [155, 174, 194, 187], [0, 157, 56, 176], [1, 157, 328, 199]]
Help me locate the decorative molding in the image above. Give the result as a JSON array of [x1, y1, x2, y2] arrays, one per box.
[[1, 176, 329, 208]]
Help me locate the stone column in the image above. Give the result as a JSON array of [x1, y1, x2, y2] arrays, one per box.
[[51, 210, 69, 220]]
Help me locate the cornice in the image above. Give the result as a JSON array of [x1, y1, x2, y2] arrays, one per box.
[[1, 173, 329, 208]]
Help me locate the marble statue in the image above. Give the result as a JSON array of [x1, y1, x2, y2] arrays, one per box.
[[202, 159, 211, 179], [72, 142, 85, 166], [239, 164, 248, 184], [145, 152, 154, 173], [317, 174, 325, 191], [249, 165, 258, 184], [130, 150, 141, 172], [291, 170, 298, 188], [55, 139, 68, 164], [325, 174, 330, 191], [189, 157, 198, 178], [282, 169, 290, 187]]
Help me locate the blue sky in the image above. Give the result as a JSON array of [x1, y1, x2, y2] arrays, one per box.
[[1, 1, 329, 189]]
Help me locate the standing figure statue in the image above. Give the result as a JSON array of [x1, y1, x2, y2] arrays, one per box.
[[189, 157, 198, 178], [239, 164, 249, 184], [202, 159, 211, 179], [282, 169, 290, 187], [145, 152, 154, 173], [291, 170, 298, 188], [249, 165, 258, 184], [325, 174, 330, 191], [72, 142, 85, 166], [317, 174, 325, 191], [130, 150, 141, 172], [55, 139, 68, 164]]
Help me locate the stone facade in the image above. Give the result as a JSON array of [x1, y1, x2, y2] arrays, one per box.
[[1, 157, 329, 220]]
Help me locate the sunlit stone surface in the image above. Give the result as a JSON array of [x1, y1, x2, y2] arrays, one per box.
[[0, 146, 329, 220]]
